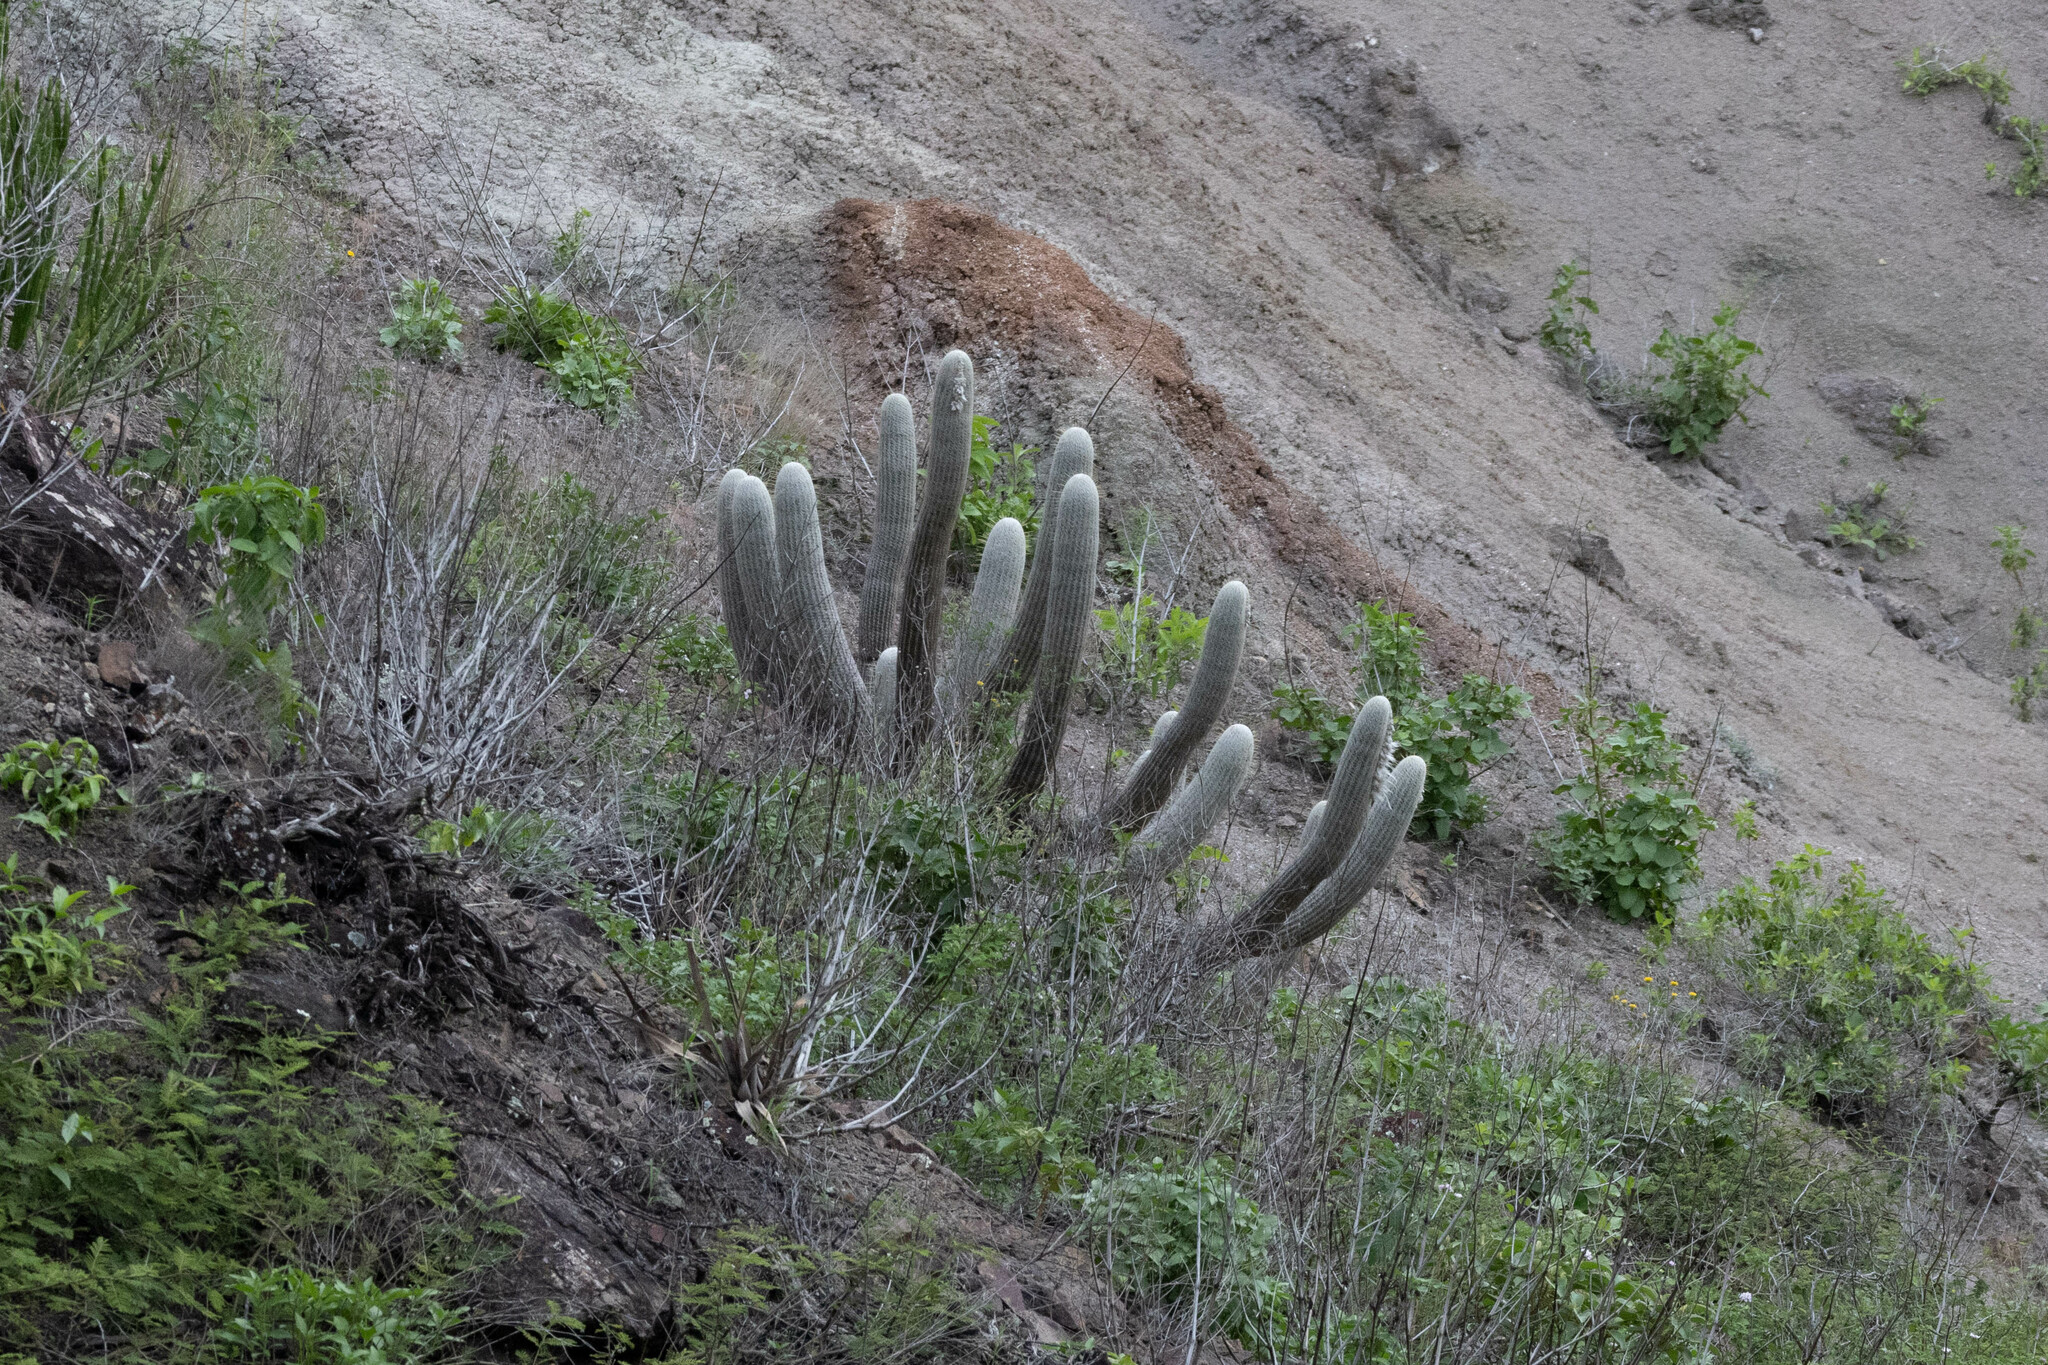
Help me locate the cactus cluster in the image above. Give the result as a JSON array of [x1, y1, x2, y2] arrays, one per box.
[[709, 347, 1423, 968]]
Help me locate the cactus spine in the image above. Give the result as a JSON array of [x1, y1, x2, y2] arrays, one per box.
[[1272, 755, 1427, 951], [868, 647, 899, 760], [773, 461, 868, 722], [1100, 579, 1248, 831], [1002, 472, 1099, 802], [894, 350, 975, 746], [856, 392, 917, 662], [1127, 724, 1254, 882], [1198, 695, 1391, 967], [726, 473, 785, 688], [995, 427, 1095, 691], [939, 515, 1026, 722]]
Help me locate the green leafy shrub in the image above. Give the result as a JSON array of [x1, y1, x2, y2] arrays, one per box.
[[1268, 681, 1351, 767], [1987, 114, 2047, 199], [1080, 1158, 1285, 1349], [378, 277, 463, 362], [1821, 481, 1918, 560], [1899, 46, 2013, 107], [938, 1088, 1097, 1209], [1645, 303, 1767, 456], [190, 475, 328, 623], [1270, 603, 1526, 839], [1, 864, 130, 1009], [1, 738, 111, 842], [215, 1267, 466, 1365], [419, 802, 501, 858], [484, 287, 637, 420], [2012, 650, 2048, 722], [1987, 1006, 2048, 1110], [127, 383, 263, 485], [1537, 258, 1598, 363], [866, 797, 1026, 926], [545, 331, 636, 420], [1396, 675, 1532, 840], [1540, 696, 1711, 921], [1346, 598, 1429, 708], [951, 415, 1037, 557], [1096, 594, 1208, 700], [654, 612, 740, 686], [1697, 848, 1987, 1119]]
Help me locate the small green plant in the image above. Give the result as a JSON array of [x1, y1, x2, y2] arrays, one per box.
[[1697, 847, 1987, 1119], [1986, 114, 2047, 198], [1821, 482, 1919, 560], [1096, 595, 1208, 700], [1, 738, 111, 842], [1345, 598, 1430, 708], [1898, 46, 2013, 107], [125, 383, 262, 485], [550, 207, 594, 278], [1993, 525, 2040, 649], [419, 802, 501, 857], [1, 871, 131, 1010], [545, 331, 636, 420], [653, 612, 740, 685], [190, 475, 328, 623], [378, 277, 463, 362], [938, 1088, 1097, 1210], [1987, 1005, 2048, 1110], [1079, 1158, 1286, 1350], [952, 414, 1038, 557], [1645, 303, 1767, 456], [215, 1267, 466, 1365], [1889, 393, 1941, 437], [2013, 650, 2048, 723], [1538, 259, 1598, 363], [484, 287, 638, 420], [1269, 682, 1351, 767], [1395, 675, 1532, 840], [1541, 694, 1712, 922]]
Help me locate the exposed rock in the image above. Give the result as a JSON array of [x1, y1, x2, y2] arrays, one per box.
[[1547, 524, 1627, 588], [1687, 0, 1771, 30], [1815, 373, 1942, 455], [98, 639, 148, 691]]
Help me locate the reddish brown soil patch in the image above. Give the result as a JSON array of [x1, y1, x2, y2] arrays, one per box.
[[821, 197, 1554, 707]]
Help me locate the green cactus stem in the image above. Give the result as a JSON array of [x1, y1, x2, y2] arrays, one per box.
[[894, 350, 975, 746], [1128, 723, 1255, 882], [1099, 579, 1248, 831], [940, 515, 1026, 723], [994, 426, 1095, 691], [1001, 472, 1099, 802], [856, 392, 917, 662], [773, 461, 868, 722]]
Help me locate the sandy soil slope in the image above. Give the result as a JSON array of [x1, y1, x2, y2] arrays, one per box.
[[54, 0, 2048, 1000]]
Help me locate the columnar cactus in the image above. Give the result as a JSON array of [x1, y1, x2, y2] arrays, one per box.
[[1197, 696, 1392, 966], [773, 461, 868, 722], [939, 516, 1026, 722], [868, 646, 899, 760], [1099, 579, 1248, 831], [1002, 472, 1099, 801], [1268, 755, 1427, 953], [726, 473, 785, 689], [716, 468, 768, 685], [1127, 723, 1255, 882], [1297, 799, 1327, 852], [856, 393, 917, 662], [894, 350, 975, 745], [995, 427, 1095, 692]]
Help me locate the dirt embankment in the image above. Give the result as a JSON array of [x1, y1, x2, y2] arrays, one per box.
[[49, 0, 2048, 984]]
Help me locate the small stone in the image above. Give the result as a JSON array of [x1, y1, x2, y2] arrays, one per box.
[[98, 640, 147, 691], [1748, 27, 1764, 42]]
